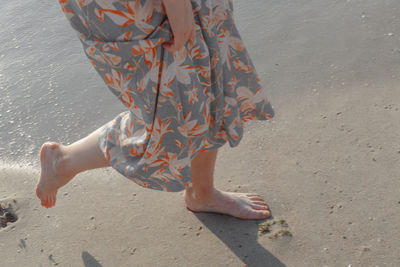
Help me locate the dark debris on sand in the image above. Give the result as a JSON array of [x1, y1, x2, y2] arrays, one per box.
[[258, 219, 292, 239], [0, 202, 18, 228]]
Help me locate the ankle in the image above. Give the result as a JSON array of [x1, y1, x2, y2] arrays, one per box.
[[53, 148, 75, 178], [185, 186, 215, 203]]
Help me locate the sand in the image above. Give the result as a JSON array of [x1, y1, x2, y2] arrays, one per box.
[[1, 82, 400, 266], [1, 0, 400, 266]]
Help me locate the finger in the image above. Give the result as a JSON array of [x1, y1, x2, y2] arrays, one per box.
[[165, 37, 184, 52], [164, 41, 178, 52], [164, 29, 193, 52]]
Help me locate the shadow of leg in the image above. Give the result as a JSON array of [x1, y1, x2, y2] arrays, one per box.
[[194, 213, 286, 267]]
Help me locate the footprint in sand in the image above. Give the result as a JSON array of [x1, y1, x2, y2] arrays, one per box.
[[0, 200, 19, 229]]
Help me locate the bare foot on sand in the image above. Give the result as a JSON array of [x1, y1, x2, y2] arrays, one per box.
[[184, 188, 271, 220], [36, 142, 75, 208]]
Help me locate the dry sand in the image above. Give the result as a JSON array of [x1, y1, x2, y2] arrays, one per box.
[[1, 0, 400, 266]]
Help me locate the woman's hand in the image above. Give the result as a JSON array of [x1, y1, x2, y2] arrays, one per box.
[[162, 0, 196, 52]]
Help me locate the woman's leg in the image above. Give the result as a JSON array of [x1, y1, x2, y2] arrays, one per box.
[[184, 149, 271, 220], [36, 125, 109, 208], [36, 124, 271, 220]]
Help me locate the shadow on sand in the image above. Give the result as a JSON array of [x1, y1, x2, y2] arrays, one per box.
[[194, 213, 286, 267], [82, 251, 103, 267]]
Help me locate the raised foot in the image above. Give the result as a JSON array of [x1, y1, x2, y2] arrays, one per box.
[[35, 142, 74, 208], [184, 188, 271, 220]]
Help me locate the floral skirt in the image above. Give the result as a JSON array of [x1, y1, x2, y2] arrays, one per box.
[[58, 0, 275, 192]]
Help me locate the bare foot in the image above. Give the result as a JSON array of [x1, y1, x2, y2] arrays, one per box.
[[184, 188, 271, 220], [36, 142, 75, 208]]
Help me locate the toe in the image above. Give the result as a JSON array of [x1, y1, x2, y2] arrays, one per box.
[[41, 198, 48, 208], [43, 195, 51, 208], [45, 142, 58, 149], [250, 196, 264, 202], [252, 201, 269, 207], [252, 204, 270, 210], [255, 210, 271, 220], [47, 196, 52, 207], [48, 195, 54, 208], [243, 209, 270, 220], [50, 193, 57, 208]]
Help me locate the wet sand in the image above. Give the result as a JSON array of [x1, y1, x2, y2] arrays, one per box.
[[1, 0, 400, 266]]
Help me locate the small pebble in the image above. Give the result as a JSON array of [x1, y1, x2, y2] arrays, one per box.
[[362, 246, 371, 252]]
